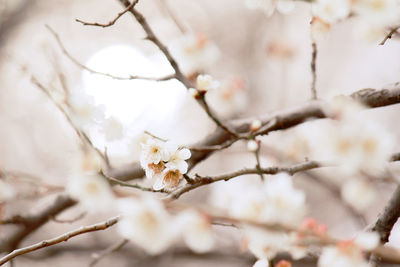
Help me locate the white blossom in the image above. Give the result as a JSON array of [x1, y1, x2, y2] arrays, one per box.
[[318, 242, 371, 267], [153, 167, 183, 190], [169, 33, 220, 74], [196, 74, 220, 93], [69, 92, 105, 128], [175, 210, 214, 253], [0, 180, 16, 202], [140, 138, 168, 169], [341, 178, 377, 212], [66, 174, 114, 212], [117, 197, 176, 255], [354, 232, 380, 250], [263, 173, 306, 226], [244, 0, 295, 16], [101, 116, 124, 141], [164, 142, 191, 174], [253, 259, 270, 267], [312, 0, 351, 24]]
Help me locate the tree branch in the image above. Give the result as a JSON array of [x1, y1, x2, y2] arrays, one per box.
[[0, 216, 119, 266]]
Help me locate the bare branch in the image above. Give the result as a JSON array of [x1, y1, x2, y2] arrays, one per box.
[[310, 39, 317, 99], [0, 216, 119, 266], [46, 25, 175, 82], [166, 161, 321, 200], [89, 238, 129, 267], [380, 26, 400, 45], [372, 185, 400, 243], [76, 1, 137, 28], [0, 195, 76, 253]]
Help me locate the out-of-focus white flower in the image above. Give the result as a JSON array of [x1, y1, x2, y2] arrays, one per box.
[[101, 116, 124, 141], [117, 197, 175, 255], [314, 118, 394, 174], [175, 210, 214, 253], [244, 0, 295, 16], [244, 225, 305, 260], [353, 0, 400, 26], [311, 17, 331, 40], [164, 142, 191, 174], [188, 88, 200, 98], [66, 174, 114, 212], [227, 173, 306, 227], [169, 33, 220, 74], [354, 232, 380, 250], [263, 173, 306, 226], [324, 96, 366, 121], [69, 92, 105, 128], [0, 180, 16, 202], [153, 167, 183, 190], [312, 0, 351, 24], [206, 76, 248, 118], [253, 259, 270, 267], [247, 140, 259, 152], [196, 74, 220, 93], [276, 0, 295, 14], [140, 138, 168, 168], [81, 149, 103, 173], [318, 242, 371, 267], [341, 178, 377, 212]]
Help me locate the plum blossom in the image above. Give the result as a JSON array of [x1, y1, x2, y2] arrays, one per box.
[[318, 241, 371, 267], [354, 232, 380, 251], [244, 0, 295, 16], [66, 174, 114, 212], [247, 140, 259, 152], [68, 92, 105, 128], [341, 178, 377, 212], [253, 259, 270, 267], [117, 197, 176, 255], [140, 137, 191, 190], [0, 180, 16, 202], [195, 74, 220, 93], [169, 33, 220, 74], [312, 0, 351, 24], [175, 210, 214, 253], [140, 138, 168, 168]]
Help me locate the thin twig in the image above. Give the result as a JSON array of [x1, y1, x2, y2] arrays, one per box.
[[89, 238, 129, 267], [76, 1, 137, 28], [46, 25, 175, 82], [0, 216, 119, 266], [50, 212, 87, 224], [166, 161, 321, 200], [156, 0, 187, 34], [310, 39, 317, 99], [380, 26, 400, 45], [107, 176, 168, 193]]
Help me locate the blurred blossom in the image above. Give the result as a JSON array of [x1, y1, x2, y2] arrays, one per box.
[[207, 76, 248, 118], [169, 33, 220, 75], [324, 96, 365, 121], [68, 91, 105, 129], [244, 225, 306, 260], [212, 173, 306, 227], [101, 116, 124, 142], [195, 74, 220, 93], [175, 210, 214, 253], [341, 178, 377, 212], [244, 0, 295, 16], [66, 174, 114, 213], [117, 197, 176, 255], [247, 140, 259, 152], [318, 241, 371, 267], [253, 259, 270, 267], [312, 0, 351, 24], [354, 232, 380, 250], [0, 180, 16, 202]]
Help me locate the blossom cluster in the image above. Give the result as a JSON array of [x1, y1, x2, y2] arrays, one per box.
[[211, 173, 307, 260], [117, 196, 213, 255], [244, 0, 296, 16], [140, 136, 191, 190], [311, 0, 400, 40]]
